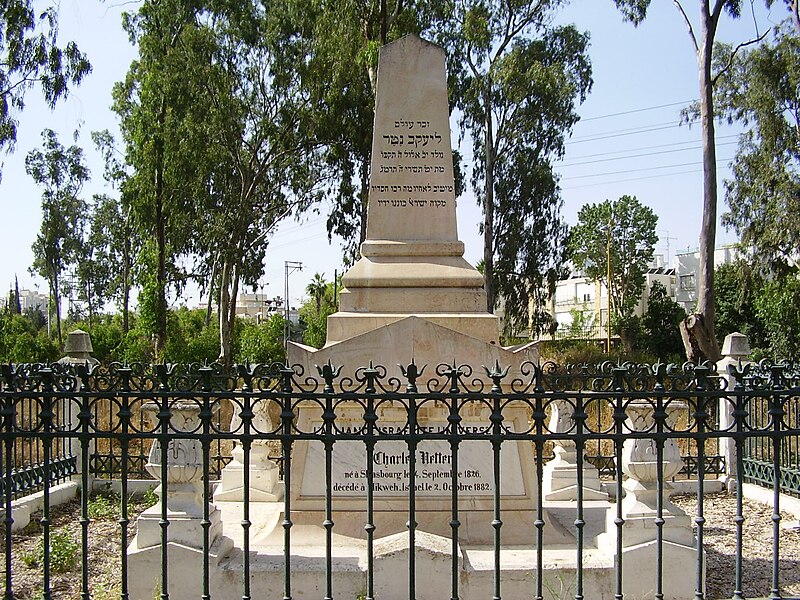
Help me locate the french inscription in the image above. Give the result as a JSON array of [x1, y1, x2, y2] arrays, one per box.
[[301, 421, 526, 498]]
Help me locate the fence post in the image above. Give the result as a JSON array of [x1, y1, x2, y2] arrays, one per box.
[[717, 332, 751, 490]]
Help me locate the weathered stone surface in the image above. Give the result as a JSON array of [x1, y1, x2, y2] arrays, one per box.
[[325, 34, 494, 339]]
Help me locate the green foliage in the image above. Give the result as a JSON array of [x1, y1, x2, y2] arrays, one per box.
[[299, 0, 430, 265], [299, 278, 339, 349], [113, 1, 219, 353], [714, 261, 767, 350], [615, 313, 644, 353], [141, 486, 159, 509], [716, 23, 800, 275], [22, 528, 80, 573], [568, 195, 658, 333], [0, 313, 58, 363], [538, 339, 656, 367], [440, 2, 592, 333], [566, 307, 595, 338], [641, 281, 686, 361], [235, 314, 286, 365], [163, 308, 220, 364], [48, 528, 79, 573], [25, 128, 90, 345], [88, 492, 120, 521], [68, 315, 124, 363], [0, 1, 91, 164], [753, 274, 800, 360]]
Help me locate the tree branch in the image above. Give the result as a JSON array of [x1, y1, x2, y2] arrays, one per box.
[[711, 29, 769, 86], [673, 0, 699, 54]]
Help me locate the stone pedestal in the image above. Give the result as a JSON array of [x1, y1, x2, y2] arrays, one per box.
[[215, 399, 284, 502], [128, 400, 226, 599], [598, 399, 699, 599], [717, 331, 752, 489], [542, 398, 607, 501]]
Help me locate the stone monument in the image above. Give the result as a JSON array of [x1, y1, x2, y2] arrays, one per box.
[[289, 34, 537, 381], [128, 34, 698, 600], [281, 33, 559, 547]]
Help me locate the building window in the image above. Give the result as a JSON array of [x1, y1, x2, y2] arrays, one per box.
[[679, 274, 695, 290], [582, 293, 592, 302]]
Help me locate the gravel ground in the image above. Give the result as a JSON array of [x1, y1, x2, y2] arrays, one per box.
[[671, 492, 800, 600], [2, 491, 799, 599]]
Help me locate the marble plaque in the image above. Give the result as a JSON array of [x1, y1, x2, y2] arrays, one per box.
[[299, 422, 526, 499]]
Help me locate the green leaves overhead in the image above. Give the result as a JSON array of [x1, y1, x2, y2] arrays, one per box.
[[25, 128, 90, 345], [438, 0, 592, 334], [0, 1, 91, 165], [716, 23, 800, 274]]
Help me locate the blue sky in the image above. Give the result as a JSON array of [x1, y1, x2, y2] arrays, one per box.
[[0, 0, 789, 309]]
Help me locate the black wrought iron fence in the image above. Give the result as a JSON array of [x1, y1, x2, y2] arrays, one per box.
[[741, 365, 800, 497], [1, 359, 799, 599]]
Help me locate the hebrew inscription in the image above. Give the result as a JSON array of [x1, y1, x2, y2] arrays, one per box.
[[370, 117, 452, 211]]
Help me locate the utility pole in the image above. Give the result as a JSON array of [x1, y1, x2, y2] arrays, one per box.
[[659, 229, 678, 267], [284, 261, 303, 351], [606, 223, 612, 354]]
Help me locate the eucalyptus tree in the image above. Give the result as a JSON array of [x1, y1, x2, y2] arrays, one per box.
[[185, 3, 327, 365], [90, 130, 138, 334], [112, 0, 218, 355], [611, 0, 791, 361], [715, 21, 800, 275], [297, 0, 440, 264], [25, 128, 89, 345], [437, 0, 592, 334], [0, 1, 91, 171]]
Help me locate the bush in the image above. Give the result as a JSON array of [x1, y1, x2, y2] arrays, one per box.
[[538, 339, 658, 366], [0, 314, 59, 363], [235, 314, 285, 364], [163, 308, 219, 364], [21, 528, 80, 573]]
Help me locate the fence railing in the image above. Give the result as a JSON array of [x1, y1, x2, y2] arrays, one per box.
[[1, 359, 799, 599]]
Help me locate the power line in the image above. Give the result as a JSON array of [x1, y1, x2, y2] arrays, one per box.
[[559, 140, 738, 168], [561, 167, 705, 190], [567, 122, 682, 144], [562, 134, 740, 162], [559, 156, 734, 181], [581, 100, 696, 122]]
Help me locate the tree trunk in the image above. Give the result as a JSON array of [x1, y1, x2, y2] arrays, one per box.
[[154, 100, 168, 357], [218, 258, 233, 367], [483, 89, 496, 313], [52, 270, 62, 347], [680, 313, 716, 363], [684, 4, 721, 363], [122, 219, 130, 335], [205, 255, 218, 328]]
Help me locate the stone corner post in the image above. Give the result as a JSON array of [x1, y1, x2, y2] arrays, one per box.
[[717, 332, 751, 489]]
